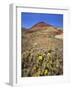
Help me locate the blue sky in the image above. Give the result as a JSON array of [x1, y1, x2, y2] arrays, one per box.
[[21, 12, 63, 29]]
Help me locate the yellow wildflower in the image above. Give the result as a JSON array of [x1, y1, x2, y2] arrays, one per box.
[[38, 55, 43, 60], [44, 69, 48, 75]]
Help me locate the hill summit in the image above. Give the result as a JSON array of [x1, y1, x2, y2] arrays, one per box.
[[30, 22, 52, 30]]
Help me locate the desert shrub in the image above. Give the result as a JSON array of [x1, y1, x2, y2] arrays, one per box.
[[22, 47, 63, 77]]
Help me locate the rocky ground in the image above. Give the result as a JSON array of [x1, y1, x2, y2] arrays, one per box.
[[21, 22, 63, 77]]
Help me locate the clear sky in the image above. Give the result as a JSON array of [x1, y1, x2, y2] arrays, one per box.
[[21, 12, 63, 29]]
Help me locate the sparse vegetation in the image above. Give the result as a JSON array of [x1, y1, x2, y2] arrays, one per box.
[[21, 22, 63, 77], [22, 46, 63, 77]]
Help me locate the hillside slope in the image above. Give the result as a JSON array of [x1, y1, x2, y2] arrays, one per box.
[[21, 22, 63, 77]]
